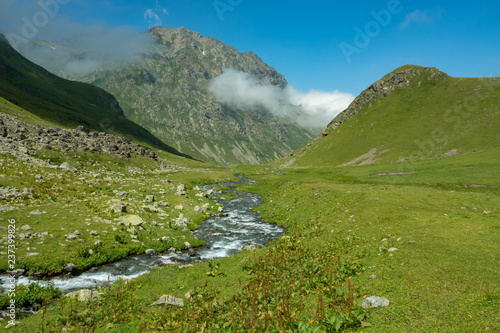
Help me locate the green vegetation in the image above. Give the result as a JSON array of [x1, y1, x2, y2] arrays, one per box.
[[1, 64, 498, 331], [0, 36, 186, 157], [285, 66, 500, 168]]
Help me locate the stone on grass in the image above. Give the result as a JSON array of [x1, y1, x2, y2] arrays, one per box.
[[361, 296, 390, 309], [175, 204, 184, 210], [146, 195, 156, 202], [60, 162, 77, 172], [150, 295, 184, 307], [110, 202, 127, 213], [66, 289, 102, 302], [145, 249, 157, 255], [121, 215, 144, 227], [158, 201, 169, 207], [65, 233, 79, 240], [30, 209, 43, 215], [388, 248, 398, 252], [94, 240, 103, 247], [63, 263, 78, 275], [21, 225, 31, 231]]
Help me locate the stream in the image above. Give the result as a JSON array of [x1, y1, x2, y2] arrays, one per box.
[[1, 175, 284, 293]]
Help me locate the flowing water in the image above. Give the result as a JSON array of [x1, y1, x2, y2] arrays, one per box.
[[1, 175, 284, 293]]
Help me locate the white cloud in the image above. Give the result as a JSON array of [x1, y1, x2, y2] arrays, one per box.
[[145, 9, 163, 27], [400, 10, 436, 29], [208, 69, 354, 128], [144, 1, 169, 28]]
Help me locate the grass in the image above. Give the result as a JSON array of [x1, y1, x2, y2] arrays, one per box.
[[4, 151, 498, 331], [284, 66, 500, 168]]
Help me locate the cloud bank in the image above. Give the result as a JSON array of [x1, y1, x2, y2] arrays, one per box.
[[0, 1, 156, 75], [208, 69, 354, 128]]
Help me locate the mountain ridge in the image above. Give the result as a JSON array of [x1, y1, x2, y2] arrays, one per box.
[[12, 26, 319, 166], [0, 33, 188, 158], [279, 64, 500, 168]]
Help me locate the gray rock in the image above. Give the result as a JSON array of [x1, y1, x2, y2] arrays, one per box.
[[361, 296, 390, 309], [0, 204, 12, 212], [388, 248, 398, 252], [184, 242, 192, 249], [63, 263, 78, 275], [65, 289, 102, 302], [60, 162, 77, 172], [110, 202, 127, 213], [145, 195, 156, 202], [90, 230, 99, 236], [121, 215, 144, 227], [65, 233, 79, 240], [175, 204, 184, 210], [26, 253, 39, 257], [145, 249, 157, 255], [94, 240, 103, 247], [21, 225, 31, 231], [158, 201, 169, 207], [150, 295, 184, 307], [30, 209, 43, 215], [116, 191, 128, 197]]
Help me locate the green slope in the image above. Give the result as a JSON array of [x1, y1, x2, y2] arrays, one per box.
[[284, 65, 500, 168], [0, 34, 188, 157]]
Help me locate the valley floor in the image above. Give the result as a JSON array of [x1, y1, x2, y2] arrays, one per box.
[[1, 150, 500, 332]]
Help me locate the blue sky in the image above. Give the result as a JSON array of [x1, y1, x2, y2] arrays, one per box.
[[1, 0, 500, 96]]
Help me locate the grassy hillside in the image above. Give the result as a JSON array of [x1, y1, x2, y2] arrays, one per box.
[[0, 34, 187, 157], [283, 65, 500, 168]]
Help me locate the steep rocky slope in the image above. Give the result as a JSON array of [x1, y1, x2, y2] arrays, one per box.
[[17, 27, 318, 166], [0, 34, 185, 157]]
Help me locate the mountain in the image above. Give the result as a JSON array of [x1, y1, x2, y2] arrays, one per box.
[[281, 65, 500, 167], [15, 27, 318, 166], [0, 33, 187, 157]]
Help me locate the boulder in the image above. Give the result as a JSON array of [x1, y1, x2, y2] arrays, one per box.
[[145, 249, 157, 255], [60, 162, 77, 172], [66, 289, 102, 302], [63, 263, 78, 275], [121, 215, 144, 227], [110, 202, 127, 213], [361, 296, 390, 309], [150, 295, 184, 307]]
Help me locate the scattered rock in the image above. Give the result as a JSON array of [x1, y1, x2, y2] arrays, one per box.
[[90, 230, 99, 236], [184, 242, 192, 249], [21, 225, 32, 231], [59, 162, 77, 172], [145, 249, 157, 255], [65, 233, 79, 240], [387, 248, 398, 252], [121, 215, 144, 227], [30, 209, 43, 215], [158, 201, 169, 207], [150, 295, 184, 307], [145, 195, 156, 202], [175, 204, 184, 211], [26, 253, 39, 257], [65, 289, 102, 302], [361, 296, 390, 309], [63, 263, 78, 275], [94, 240, 103, 247], [110, 202, 127, 213], [217, 206, 224, 213]]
